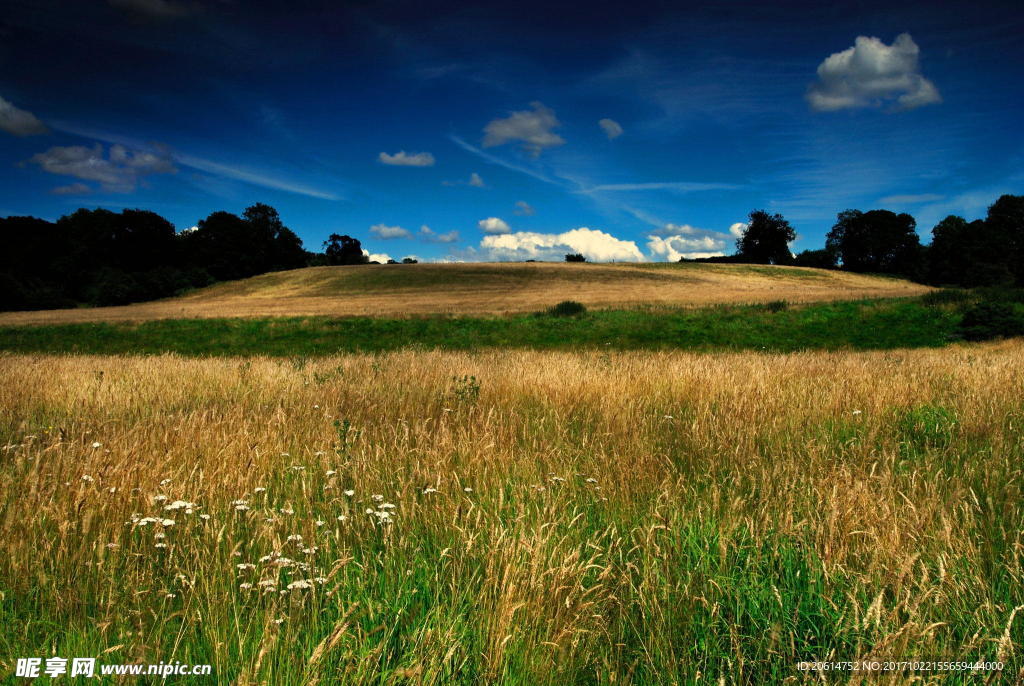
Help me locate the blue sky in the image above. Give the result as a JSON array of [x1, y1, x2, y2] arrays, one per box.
[[1, 0, 1021, 262]]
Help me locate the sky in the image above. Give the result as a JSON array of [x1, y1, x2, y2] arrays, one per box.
[[1, 0, 1022, 263]]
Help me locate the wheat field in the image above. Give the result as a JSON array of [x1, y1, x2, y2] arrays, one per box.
[[0, 262, 930, 326], [0, 344, 1021, 684]]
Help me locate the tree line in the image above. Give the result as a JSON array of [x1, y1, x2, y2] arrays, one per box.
[[2, 195, 1022, 311], [688, 194, 1024, 289], [0, 204, 377, 310]]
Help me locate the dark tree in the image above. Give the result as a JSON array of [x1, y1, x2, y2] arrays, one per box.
[[984, 194, 1024, 285], [323, 234, 368, 265], [402, 257, 418, 264], [735, 210, 796, 265], [242, 203, 307, 271], [826, 209, 923, 276], [793, 248, 838, 269], [565, 253, 586, 262], [181, 211, 256, 281]]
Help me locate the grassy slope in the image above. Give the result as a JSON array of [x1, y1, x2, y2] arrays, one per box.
[[0, 262, 930, 325], [0, 299, 960, 356]]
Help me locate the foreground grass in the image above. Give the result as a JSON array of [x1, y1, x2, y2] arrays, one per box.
[[0, 345, 1022, 683], [0, 299, 959, 356]]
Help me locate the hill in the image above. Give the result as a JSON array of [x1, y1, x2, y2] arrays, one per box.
[[0, 261, 930, 325]]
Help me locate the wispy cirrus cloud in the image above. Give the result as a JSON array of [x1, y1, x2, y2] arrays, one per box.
[[48, 122, 344, 200]]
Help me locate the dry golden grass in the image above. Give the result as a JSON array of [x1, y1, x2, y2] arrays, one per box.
[[0, 262, 930, 325], [0, 343, 1020, 683]]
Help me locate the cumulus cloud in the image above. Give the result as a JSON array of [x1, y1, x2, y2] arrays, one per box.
[[370, 223, 412, 239], [513, 200, 536, 216], [478, 217, 511, 234], [644, 222, 743, 261], [26, 143, 176, 192], [50, 182, 92, 195], [807, 33, 941, 111], [481, 227, 644, 262], [598, 118, 623, 140], [362, 249, 393, 263], [646, 235, 726, 261], [378, 151, 435, 167], [482, 101, 565, 157], [0, 95, 48, 136], [728, 222, 748, 238], [108, 0, 192, 18], [420, 225, 460, 243]]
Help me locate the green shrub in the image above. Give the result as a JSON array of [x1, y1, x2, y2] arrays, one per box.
[[548, 300, 587, 317], [959, 301, 1024, 341], [921, 289, 972, 307]]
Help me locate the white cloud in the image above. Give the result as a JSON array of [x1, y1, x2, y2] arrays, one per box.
[[362, 249, 393, 263], [482, 101, 565, 157], [420, 225, 460, 243], [378, 151, 436, 167], [0, 95, 48, 136], [481, 227, 644, 262], [646, 235, 727, 261], [513, 200, 536, 216], [806, 33, 941, 111], [598, 118, 623, 140], [26, 143, 176, 192], [644, 222, 742, 261], [468, 172, 485, 187], [370, 223, 412, 239], [478, 217, 511, 234]]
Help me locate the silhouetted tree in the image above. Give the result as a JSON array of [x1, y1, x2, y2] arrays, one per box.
[[984, 194, 1024, 284], [402, 257, 418, 264], [826, 209, 923, 277], [242, 203, 306, 271], [565, 253, 586, 262], [735, 210, 796, 265], [793, 248, 838, 269], [323, 234, 368, 265]]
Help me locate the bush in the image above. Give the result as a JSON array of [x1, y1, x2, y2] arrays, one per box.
[[921, 289, 972, 307], [548, 300, 587, 317], [762, 300, 788, 313], [958, 301, 1024, 341], [565, 253, 587, 263]]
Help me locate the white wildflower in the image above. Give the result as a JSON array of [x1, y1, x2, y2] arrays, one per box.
[[153, 494, 168, 503], [287, 579, 313, 590], [161, 519, 175, 527], [463, 487, 473, 493], [423, 487, 438, 494], [254, 487, 267, 494], [81, 475, 95, 483], [236, 563, 256, 572], [343, 489, 355, 497], [164, 500, 196, 512], [239, 583, 253, 590], [325, 470, 336, 477], [91, 442, 102, 448]]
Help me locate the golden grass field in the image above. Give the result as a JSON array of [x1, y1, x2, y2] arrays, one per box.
[[0, 262, 930, 325], [1, 344, 1020, 683]]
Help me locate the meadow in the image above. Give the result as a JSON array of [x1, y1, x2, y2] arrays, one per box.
[[1, 344, 1022, 684], [0, 262, 929, 326]]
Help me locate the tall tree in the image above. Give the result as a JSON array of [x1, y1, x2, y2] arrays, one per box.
[[826, 209, 922, 276], [323, 234, 368, 265], [735, 210, 795, 265]]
